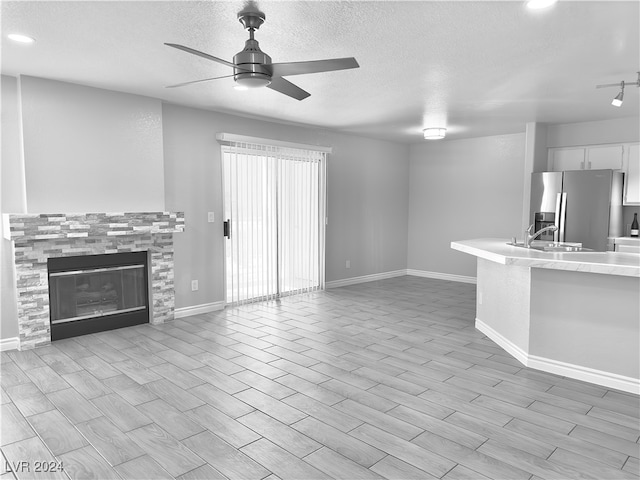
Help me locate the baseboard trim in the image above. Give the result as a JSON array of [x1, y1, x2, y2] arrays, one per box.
[[527, 355, 640, 395], [475, 318, 528, 365], [476, 317, 639, 394], [326, 270, 407, 289], [175, 301, 225, 319], [0, 337, 19, 352], [406, 269, 477, 284]]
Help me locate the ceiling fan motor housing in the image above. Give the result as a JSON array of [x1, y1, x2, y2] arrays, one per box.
[[234, 11, 272, 88], [233, 39, 272, 87]]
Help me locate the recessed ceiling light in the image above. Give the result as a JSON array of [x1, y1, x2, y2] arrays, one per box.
[[526, 0, 558, 10], [8, 33, 36, 44]]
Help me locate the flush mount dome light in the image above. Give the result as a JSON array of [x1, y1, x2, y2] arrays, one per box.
[[8, 33, 35, 44], [526, 0, 558, 9], [423, 128, 447, 140]]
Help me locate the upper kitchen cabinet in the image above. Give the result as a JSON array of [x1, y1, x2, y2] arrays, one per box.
[[623, 143, 639, 205], [548, 143, 639, 205], [547, 147, 585, 171], [548, 145, 624, 171]]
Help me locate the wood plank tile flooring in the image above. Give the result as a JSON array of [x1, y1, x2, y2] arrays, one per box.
[[1, 276, 639, 479]]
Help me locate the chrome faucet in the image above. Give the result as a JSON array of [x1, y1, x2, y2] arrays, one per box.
[[524, 224, 558, 248]]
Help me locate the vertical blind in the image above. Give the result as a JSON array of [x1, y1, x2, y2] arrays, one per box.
[[218, 134, 328, 305]]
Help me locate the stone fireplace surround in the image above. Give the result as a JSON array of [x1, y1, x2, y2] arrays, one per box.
[[5, 212, 185, 350]]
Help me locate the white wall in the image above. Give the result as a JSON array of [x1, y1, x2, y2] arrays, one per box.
[[19, 76, 165, 212], [546, 117, 640, 148], [530, 268, 639, 379], [1, 75, 23, 341], [162, 103, 410, 309], [477, 258, 530, 356], [407, 133, 526, 278]]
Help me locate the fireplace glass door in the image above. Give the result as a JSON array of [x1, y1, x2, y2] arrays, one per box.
[[49, 265, 146, 323], [47, 251, 149, 340]]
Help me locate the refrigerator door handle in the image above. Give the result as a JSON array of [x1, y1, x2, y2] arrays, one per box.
[[553, 193, 562, 242], [559, 192, 567, 242]]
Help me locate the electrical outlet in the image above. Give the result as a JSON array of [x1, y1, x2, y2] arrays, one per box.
[[208, 212, 215, 223], [346, 260, 351, 268], [191, 280, 199, 291]]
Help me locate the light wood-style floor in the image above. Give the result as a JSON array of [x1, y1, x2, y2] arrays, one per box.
[[1, 276, 639, 480]]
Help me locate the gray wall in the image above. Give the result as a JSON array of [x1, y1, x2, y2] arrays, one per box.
[[0, 76, 410, 341], [1, 75, 23, 340], [162, 103, 410, 309], [2, 73, 637, 344], [19, 76, 166, 212], [407, 133, 526, 278]]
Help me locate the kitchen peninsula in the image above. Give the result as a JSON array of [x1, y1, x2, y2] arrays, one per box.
[[451, 238, 640, 394]]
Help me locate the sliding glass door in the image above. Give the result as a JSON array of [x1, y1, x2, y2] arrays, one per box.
[[222, 142, 326, 305]]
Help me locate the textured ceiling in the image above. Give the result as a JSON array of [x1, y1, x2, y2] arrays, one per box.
[[2, 1, 639, 143]]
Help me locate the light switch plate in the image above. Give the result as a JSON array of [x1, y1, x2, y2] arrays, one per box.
[[208, 212, 215, 223]]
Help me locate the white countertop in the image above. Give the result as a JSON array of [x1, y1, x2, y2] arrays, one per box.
[[451, 238, 640, 278]]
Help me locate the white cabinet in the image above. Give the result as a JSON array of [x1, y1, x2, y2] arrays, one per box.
[[613, 237, 640, 253], [623, 143, 639, 205], [586, 145, 624, 170], [617, 244, 640, 253], [548, 142, 638, 205], [548, 144, 624, 171], [548, 147, 585, 171]]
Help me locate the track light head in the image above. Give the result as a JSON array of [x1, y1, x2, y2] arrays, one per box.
[[612, 81, 625, 107], [612, 92, 624, 107]]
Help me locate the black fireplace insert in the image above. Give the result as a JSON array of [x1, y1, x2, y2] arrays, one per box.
[[48, 252, 149, 340]]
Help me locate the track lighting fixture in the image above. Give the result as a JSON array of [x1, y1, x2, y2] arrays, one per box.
[[596, 72, 639, 107]]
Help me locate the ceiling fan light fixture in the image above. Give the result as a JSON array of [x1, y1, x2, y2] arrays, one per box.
[[526, 0, 558, 9], [234, 74, 272, 89], [423, 128, 447, 140]]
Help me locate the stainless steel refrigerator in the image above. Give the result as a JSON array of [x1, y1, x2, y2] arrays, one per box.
[[530, 170, 623, 251]]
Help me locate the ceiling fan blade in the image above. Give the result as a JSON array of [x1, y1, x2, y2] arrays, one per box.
[[270, 57, 359, 77], [165, 74, 236, 89], [165, 43, 236, 69], [266, 77, 311, 101]]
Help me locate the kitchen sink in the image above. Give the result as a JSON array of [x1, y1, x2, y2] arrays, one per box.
[[507, 241, 594, 252]]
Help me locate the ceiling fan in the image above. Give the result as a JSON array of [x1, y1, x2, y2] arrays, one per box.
[[165, 10, 359, 101]]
